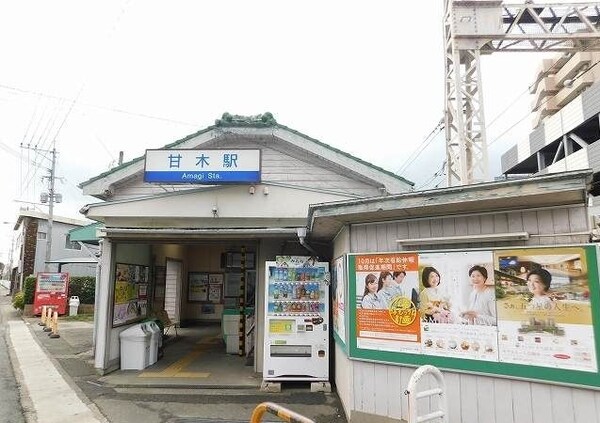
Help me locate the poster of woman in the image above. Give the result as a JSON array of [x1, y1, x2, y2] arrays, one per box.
[[495, 247, 597, 372], [419, 251, 498, 361], [354, 253, 421, 353]]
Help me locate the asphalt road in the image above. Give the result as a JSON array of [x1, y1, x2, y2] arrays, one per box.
[[0, 284, 26, 423]]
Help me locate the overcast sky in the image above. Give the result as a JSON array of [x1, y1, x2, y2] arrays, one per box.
[[0, 0, 568, 265]]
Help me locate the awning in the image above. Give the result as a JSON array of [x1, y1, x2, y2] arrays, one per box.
[[68, 222, 103, 244]]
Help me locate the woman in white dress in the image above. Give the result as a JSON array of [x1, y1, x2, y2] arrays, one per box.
[[460, 265, 497, 326]]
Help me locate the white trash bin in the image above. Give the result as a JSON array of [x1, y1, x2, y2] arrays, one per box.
[[69, 296, 80, 316], [146, 321, 161, 365], [119, 323, 151, 370]]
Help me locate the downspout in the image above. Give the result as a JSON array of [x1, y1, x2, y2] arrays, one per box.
[[92, 251, 101, 354], [296, 227, 319, 258]]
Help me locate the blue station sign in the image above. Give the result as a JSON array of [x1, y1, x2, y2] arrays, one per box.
[[144, 149, 261, 184]]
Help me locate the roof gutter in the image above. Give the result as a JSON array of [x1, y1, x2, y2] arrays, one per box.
[[99, 227, 298, 238]]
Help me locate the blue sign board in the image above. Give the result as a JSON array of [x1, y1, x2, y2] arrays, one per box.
[[144, 149, 261, 184]]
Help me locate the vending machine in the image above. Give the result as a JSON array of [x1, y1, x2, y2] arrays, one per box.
[[263, 256, 330, 385]]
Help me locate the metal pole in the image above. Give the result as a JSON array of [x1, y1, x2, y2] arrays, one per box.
[[19, 224, 26, 292], [44, 148, 56, 271]]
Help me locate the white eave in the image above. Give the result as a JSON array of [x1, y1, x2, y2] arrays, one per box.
[[307, 169, 593, 240], [81, 182, 354, 230]]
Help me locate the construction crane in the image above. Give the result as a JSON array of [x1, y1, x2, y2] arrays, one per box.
[[444, 0, 600, 186]]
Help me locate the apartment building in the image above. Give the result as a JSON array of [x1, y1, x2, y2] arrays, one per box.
[[501, 51, 600, 195]]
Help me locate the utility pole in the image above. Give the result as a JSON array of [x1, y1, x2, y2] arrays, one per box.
[[20, 144, 61, 272], [45, 148, 57, 271]]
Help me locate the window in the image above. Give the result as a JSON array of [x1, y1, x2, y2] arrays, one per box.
[[64, 235, 81, 250], [38, 232, 47, 240]]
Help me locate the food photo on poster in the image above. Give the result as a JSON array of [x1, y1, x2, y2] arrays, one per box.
[[494, 247, 598, 372]]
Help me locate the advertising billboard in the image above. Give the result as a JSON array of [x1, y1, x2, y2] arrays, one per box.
[[346, 245, 600, 388]]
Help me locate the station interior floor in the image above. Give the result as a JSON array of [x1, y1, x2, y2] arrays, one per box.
[[99, 323, 262, 388]]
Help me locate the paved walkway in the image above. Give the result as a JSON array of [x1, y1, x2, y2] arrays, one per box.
[[7, 319, 106, 423]]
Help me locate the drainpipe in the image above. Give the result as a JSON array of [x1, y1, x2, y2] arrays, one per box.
[[296, 227, 319, 258]]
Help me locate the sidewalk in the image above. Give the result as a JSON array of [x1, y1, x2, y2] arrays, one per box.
[[6, 319, 106, 423], [0, 279, 10, 290], [8, 313, 348, 423]]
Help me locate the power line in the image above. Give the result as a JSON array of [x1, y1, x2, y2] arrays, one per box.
[[415, 160, 447, 191], [0, 83, 201, 128], [488, 53, 600, 149], [396, 118, 445, 175]]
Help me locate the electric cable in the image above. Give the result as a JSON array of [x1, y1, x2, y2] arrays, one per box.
[[415, 160, 447, 191], [395, 118, 444, 175], [489, 51, 600, 149], [0, 83, 201, 128]]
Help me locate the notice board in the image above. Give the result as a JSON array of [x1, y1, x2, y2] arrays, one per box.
[[112, 262, 150, 327], [344, 245, 600, 389]]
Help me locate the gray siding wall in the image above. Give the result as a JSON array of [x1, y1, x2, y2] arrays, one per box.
[[582, 81, 600, 121], [529, 125, 546, 156], [587, 140, 600, 171], [34, 220, 97, 277], [335, 204, 598, 423], [501, 145, 519, 173], [112, 144, 385, 200], [349, 360, 600, 423], [350, 206, 589, 252]]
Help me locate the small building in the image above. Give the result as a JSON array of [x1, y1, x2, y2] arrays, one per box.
[[308, 169, 600, 423], [12, 209, 98, 291], [501, 52, 600, 198], [78, 113, 413, 375]]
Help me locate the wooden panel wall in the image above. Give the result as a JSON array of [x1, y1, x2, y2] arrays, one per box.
[[349, 360, 600, 423], [112, 144, 383, 200], [349, 206, 590, 253], [339, 204, 600, 423]]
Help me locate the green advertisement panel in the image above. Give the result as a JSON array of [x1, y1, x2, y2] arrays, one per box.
[[346, 245, 600, 388]]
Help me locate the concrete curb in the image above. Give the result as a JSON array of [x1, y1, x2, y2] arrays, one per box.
[[7, 320, 108, 423]]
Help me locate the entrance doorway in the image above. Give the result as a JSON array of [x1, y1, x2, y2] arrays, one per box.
[[165, 259, 182, 324]]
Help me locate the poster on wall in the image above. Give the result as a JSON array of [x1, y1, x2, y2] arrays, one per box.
[[208, 284, 222, 302], [495, 247, 597, 372], [354, 253, 421, 353], [332, 255, 347, 346], [225, 272, 242, 297], [188, 272, 209, 302], [347, 245, 600, 388], [113, 263, 150, 327], [418, 251, 498, 362]]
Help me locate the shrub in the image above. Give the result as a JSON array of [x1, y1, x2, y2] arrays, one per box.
[[69, 277, 96, 304], [21, 275, 96, 305], [24, 275, 36, 305], [12, 291, 25, 311]]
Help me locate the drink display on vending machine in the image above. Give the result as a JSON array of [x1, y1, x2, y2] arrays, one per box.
[[263, 256, 330, 388]]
